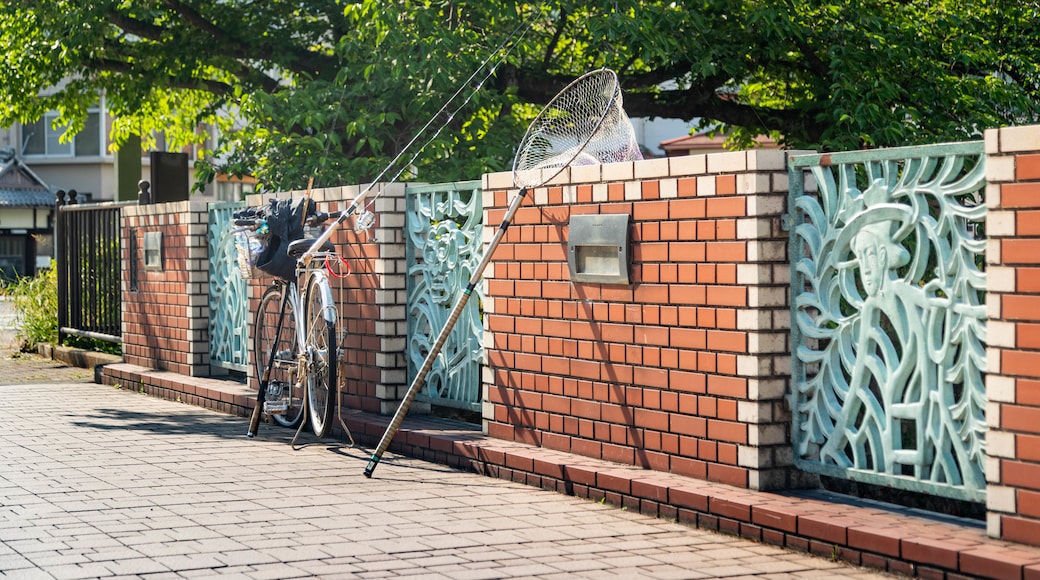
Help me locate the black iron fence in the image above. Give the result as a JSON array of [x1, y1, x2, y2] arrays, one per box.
[[55, 193, 135, 344]]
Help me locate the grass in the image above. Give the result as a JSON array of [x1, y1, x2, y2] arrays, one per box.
[[1, 263, 58, 351], [1, 262, 120, 355]]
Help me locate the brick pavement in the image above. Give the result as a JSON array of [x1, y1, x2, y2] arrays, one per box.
[[99, 359, 1040, 580], [0, 362, 891, 578]]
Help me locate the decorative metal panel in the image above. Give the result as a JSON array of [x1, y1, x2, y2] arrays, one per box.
[[788, 143, 987, 502], [208, 202, 249, 373], [406, 181, 484, 412]]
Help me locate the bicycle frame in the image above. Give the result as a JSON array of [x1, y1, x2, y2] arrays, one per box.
[[247, 215, 354, 444]]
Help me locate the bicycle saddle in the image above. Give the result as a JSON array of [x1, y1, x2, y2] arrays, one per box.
[[287, 238, 335, 259]]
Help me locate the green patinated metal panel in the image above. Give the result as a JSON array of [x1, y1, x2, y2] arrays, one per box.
[[788, 142, 987, 503], [208, 201, 249, 373], [406, 181, 484, 412]]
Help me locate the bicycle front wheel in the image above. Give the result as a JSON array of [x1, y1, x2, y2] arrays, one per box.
[[254, 284, 305, 429], [305, 272, 337, 438]]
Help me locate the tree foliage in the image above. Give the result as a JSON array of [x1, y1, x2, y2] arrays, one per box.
[[1, 0, 1037, 193]]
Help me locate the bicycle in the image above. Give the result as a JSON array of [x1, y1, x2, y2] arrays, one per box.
[[235, 197, 357, 445]]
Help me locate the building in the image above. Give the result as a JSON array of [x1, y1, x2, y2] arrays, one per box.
[[659, 130, 780, 156], [0, 98, 245, 203], [0, 147, 55, 278], [628, 117, 698, 158]]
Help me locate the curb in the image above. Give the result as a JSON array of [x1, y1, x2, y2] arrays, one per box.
[[38, 343, 123, 383]]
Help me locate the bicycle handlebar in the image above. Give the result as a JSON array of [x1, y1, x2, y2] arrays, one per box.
[[234, 210, 343, 231]]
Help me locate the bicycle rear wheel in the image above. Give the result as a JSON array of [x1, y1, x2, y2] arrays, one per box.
[[254, 283, 305, 429], [305, 272, 337, 438]]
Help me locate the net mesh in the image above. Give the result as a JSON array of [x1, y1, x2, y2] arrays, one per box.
[[512, 69, 642, 189]]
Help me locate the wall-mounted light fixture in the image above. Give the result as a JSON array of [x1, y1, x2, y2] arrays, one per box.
[[567, 213, 631, 285], [143, 231, 163, 271]]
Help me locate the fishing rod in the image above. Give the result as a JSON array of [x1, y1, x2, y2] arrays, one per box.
[[298, 7, 543, 266]]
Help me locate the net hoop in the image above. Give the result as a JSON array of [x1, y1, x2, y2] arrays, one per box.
[[512, 68, 637, 189]]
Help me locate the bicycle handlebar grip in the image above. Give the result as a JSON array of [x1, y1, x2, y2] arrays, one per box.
[[310, 211, 329, 224], [235, 218, 261, 227], [311, 210, 344, 223]]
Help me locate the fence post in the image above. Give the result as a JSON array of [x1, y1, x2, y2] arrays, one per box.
[[55, 191, 67, 346], [138, 180, 151, 205]]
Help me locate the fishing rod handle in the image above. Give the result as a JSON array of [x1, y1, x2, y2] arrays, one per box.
[[364, 290, 474, 477]]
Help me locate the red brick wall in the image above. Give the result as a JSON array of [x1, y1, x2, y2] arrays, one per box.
[[122, 201, 211, 376], [113, 124, 1040, 547], [480, 152, 808, 491], [986, 126, 1040, 546]]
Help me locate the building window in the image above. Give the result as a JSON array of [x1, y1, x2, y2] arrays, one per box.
[[0, 236, 28, 279], [23, 110, 103, 158]]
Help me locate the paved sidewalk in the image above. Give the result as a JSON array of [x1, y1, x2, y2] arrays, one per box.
[[0, 297, 19, 351], [103, 359, 1040, 580], [0, 350, 96, 386], [0, 373, 891, 578]]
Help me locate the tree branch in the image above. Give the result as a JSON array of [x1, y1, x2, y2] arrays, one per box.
[[793, 37, 830, 79], [86, 56, 236, 97], [105, 4, 282, 93], [105, 10, 165, 42], [511, 64, 825, 144], [542, 8, 569, 70], [162, 0, 224, 40]]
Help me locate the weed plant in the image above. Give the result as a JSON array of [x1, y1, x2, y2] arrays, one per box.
[[1, 262, 119, 355], [2, 262, 57, 351]]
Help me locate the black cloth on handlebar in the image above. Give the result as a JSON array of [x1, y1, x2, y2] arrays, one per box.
[[235, 197, 316, 280]]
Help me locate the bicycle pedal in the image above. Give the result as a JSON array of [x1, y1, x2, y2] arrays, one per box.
[[264, 399, 289, 415]]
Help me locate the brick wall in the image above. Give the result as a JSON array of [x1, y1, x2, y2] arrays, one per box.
[[110, 123, 1040, 547], [985, 125, 1040, 547], [120, 185, 409, 415], [480, 151, 811, 491], [243, 185, 409, 417], [122, 201, 211, 376]]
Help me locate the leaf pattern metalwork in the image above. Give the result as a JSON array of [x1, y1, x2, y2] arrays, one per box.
[[405, 182, 484, 412]]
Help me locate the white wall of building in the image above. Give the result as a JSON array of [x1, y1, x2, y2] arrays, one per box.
[[630, 117, 699, 157]]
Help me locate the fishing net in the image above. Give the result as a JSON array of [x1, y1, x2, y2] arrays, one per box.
[[512, 68, 642, 189]]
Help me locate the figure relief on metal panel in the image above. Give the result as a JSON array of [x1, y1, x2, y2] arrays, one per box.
[[791, 152, 986, 499]]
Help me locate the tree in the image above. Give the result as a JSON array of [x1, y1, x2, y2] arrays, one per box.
[[2, 0, 1037, 193]]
